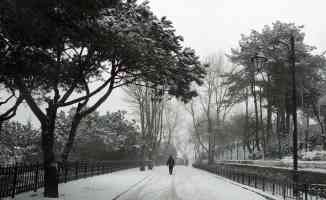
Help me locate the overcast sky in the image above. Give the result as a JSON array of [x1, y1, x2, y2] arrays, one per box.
[[12, 0, 326, 125], [147, 0, 326, 57]]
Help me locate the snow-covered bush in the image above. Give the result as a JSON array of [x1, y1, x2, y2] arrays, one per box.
[[55, 109, 141, 161], [0, 121, 41, 164], [301, 150, 326, 161]]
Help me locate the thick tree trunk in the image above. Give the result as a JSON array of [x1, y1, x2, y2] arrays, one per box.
[[286, 105, 291, 135], [242, 143, 246, 160], [229, 147, 231, 160], [214, 110, 220, 162], [246, 141, 252, 154], [41, 103, 59, 198], [140, 144, 146, 171], [285, 96, 291, 152], [148, 148, 152, 161], [0, 121, 3, 137], [279, 103, 287, 153], [16, 79, 59, 197], [305, 114, 309, 152], [323, 117, 326, 150], [207, 117, 214, 164], [312, 102, 326, 149], [312, 103, 324, 135], [276, 111, 282, 159], [245, 88, 252, 154], [281, 107, 286, 135], [266, 100, 272, 150], [61, 114, 82, 162], [42, 124, 58, 198]]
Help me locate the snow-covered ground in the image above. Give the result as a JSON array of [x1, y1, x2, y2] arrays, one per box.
[[12, 168, 151, 200], [12, 166, 274, 200], [220, 159, 326, 172], [119, 166, 272, 200]]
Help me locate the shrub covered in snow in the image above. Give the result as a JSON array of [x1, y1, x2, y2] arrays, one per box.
[[301, 150, 326, 161]]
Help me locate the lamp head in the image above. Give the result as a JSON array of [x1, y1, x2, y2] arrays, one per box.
[[251, 52, 267, 71]]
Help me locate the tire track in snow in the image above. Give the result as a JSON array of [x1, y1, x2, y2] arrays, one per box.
[[170, 175, 182, 200], [118, 172, 166, 200], [122, 176, 159, 200], [118, 169, 182, 200], [112, 174, 153, 200], [157, 174, 182, 200]]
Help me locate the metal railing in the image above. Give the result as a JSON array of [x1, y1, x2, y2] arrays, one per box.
[[0, 160, 152, 198], [193, 163, 326, 200]]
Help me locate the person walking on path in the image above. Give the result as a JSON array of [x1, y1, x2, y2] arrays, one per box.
[[166, 155, 175, 175]]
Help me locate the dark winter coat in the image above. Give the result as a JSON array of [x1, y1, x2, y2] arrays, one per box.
[[166, 156, 175, 167]]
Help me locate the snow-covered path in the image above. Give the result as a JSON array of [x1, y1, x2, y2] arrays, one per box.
[[118, 166, 268, 200], [14, 166, 271, 200]]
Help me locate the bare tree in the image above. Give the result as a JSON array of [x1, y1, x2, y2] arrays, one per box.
[[124, 82, 167, 167], [186, 53, 237, 163], [186, 100, 209, 154], [163, 100, 179, 149]]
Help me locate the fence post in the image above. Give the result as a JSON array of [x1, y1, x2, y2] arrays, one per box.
[[304, 184, 308, 200], [282, 184, 286, 200], [33, 163, 39, 192], [243, 145, 246, 160], [75, 161, 79, 179], [94, 163, 97, 175], [236, 142, 239, 160], [64, 163, 68, 183], [85, 162, 88, 177], [11, 165, 18, 198], [262, 177, 265, 191], [272, 183, 275, 195], [254, 175, 257, 188], [248, 175, 251, 186]]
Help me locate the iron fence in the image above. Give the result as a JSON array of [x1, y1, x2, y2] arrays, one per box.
[[193, 164, 326, 200], [0, 160, 152, 198]]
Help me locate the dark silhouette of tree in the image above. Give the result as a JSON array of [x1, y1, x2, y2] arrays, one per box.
[[0, 86, 22, 135], [0, 0, 205, 197], [225, 21, 326, 158]]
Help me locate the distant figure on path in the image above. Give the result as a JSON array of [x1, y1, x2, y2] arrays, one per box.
[[166, 155, 175, 175]]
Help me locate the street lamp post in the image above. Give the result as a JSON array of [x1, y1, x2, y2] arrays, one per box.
[[251, 52, 268, 72], [254, 34, 299, 197], [289, 35, 299, 172], [251, 52, 268, 160], [288, 36, 299, 198]]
